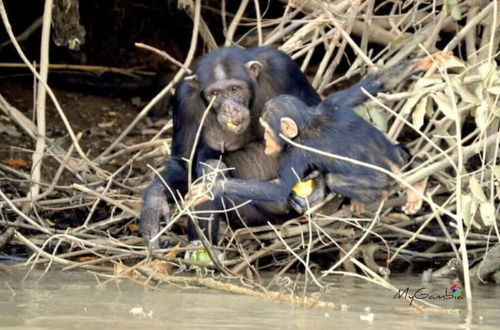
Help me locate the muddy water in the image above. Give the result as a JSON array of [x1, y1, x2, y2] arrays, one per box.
[[0, 269, 498, 329]]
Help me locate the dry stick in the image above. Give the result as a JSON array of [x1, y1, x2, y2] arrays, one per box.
[[318, 2, 374, 67], [299, 28, 320, 72], [0, 96, 88, 182], [95, 0, 202, 161], [319, 0, 368, 93], [72, 184, 139, 218], [231, 240, 283, 274], [363, 86, 457, 172], [140, 270, 335, 309], [321, 202, 384, 278], [0, 1, 96, 171], [312, 28, 336, 89], [0, 190, 50, 234], [444, 1, 495, 52], [381, 224, 486, 246], [224, 0, 250, 46], [356, 0, 374, 64], [487, 0, 499, 63], [428, 47, 473, 313], [187, 96, 216, 193], [417, 8, 445, 57], [0, 16, 42, 50], [183, 1, 217, 51], [268, 223, 323, 288], [252, 0, 263, 45], [6, 134, 80, 206], [0, 94, 36, 140], [264, 11, 315, 46], [310, 221, 432, 310], [96, 139, 167, 165], [135, 42, 191, 73], [389, 190, 459, 263], [29, 0, 52, 200], [465, 6, 479, 65], [0, 62, 154, 76]]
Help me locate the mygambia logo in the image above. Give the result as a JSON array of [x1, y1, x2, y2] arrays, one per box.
[[450, 284, 462, 296]]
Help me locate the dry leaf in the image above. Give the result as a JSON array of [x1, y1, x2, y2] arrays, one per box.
[[412, 96, 428, 130], [479, 202, 495, 226], [5, 158, 28, 168], [432, 92, 457, 120], [469, 176, 487, 203]]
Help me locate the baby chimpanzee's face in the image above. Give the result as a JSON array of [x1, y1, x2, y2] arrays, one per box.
[[260, 117, 281, 156]]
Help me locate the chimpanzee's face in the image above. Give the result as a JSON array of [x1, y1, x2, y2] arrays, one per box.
[[260, 118, 281, 155], [204, 79, 252, 134]]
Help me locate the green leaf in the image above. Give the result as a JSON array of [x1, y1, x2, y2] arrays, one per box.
[[479, 202, 495, 226], [354, 104, 370, 121], [190, 248, 211, 264], [368, 106, 388, 132], [469, 176, 487, 203]]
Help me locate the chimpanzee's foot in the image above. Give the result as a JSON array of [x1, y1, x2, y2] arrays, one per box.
[[403, 177, 428, 215], [350, 199, 366, 214]]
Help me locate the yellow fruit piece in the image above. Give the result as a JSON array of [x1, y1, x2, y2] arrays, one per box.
[[226, 122, 238, 130], [292, 179, 315, 198]]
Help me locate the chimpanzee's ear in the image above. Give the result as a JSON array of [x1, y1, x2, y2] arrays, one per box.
[[245, 61, 263, 79], [280, 117, 298, 138], [184, 74, 199, 88]]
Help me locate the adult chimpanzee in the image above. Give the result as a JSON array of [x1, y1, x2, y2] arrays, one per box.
[[190, 61, 433, 228], [140, 46, 321, 246]]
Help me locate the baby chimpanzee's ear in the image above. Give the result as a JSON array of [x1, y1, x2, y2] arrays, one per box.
[[245, 61, 263, 79], [280, 117, 298, 138]]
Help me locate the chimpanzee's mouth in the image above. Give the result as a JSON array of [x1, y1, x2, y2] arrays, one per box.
[[224, 121, 245, 133]]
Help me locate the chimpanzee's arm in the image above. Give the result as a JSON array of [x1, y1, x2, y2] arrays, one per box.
[[324, 75, 382, 109], [140, 80, 218, 245], [212, 150, 310, 204]]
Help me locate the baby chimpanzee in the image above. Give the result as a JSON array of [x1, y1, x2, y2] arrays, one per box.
[[257, 93, 427, 214]]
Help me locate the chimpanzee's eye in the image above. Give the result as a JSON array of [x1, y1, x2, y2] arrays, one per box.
[[231, 86, 239, 92]]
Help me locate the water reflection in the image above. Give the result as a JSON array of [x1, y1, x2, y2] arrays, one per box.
[[0, 270, 498, 329]]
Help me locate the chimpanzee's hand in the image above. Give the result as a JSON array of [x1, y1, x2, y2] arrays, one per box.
[[288, 170, 327, 214], [185, 179, 224, 207], [140, 180, 170, 249]]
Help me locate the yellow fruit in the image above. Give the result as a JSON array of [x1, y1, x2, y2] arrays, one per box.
[[226, 122, 238, 130], [292, 179, 315, 198]]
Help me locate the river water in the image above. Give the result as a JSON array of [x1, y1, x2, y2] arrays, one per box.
[[0, 269, 498, 329]]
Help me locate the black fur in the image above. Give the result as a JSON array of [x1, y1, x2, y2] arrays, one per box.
[[140, 46, 320, 246], [208, 73, 409, 215]]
